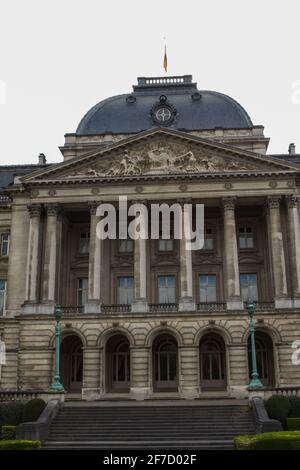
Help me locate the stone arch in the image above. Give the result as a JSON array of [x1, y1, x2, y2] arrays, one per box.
[[145, 325, 184, 347], [199, 331, 227, 391], [97, 327, 135, 348], [242, 322, 282, 344], [194, 324, 233, 347], [49, 327, 87, 348]]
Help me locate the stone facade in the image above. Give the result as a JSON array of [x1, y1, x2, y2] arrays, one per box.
[[0, 76, 300, 400]]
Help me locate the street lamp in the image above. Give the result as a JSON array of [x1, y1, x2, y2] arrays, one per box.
[[247, 300, 264, 389], [50, 304, 64, 391]]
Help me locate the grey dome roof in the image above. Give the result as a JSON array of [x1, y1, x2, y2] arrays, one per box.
[[76, 75, 253, 135]]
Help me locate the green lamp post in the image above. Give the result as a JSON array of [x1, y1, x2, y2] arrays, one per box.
[[247, 300, 264, 389], [50, 304, 64, 391]]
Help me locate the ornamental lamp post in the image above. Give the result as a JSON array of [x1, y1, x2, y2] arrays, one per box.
[[50, 304, 64, 391], [247, 300, 264, 389]]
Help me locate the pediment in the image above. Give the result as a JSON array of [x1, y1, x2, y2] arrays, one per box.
[[21, 128, 300, 183]]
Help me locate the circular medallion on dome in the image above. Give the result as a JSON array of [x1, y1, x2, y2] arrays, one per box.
[[151, 100, 176, 126]]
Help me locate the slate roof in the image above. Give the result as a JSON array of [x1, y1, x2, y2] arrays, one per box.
[[77, 76, 253, 135], [0, 164, 50, 190]]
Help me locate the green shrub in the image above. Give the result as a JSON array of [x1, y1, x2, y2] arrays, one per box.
[[0, 440, 41, 450], [265, 395, 290, 427], [1, 425, 16, 440], [21, 398, 46, 423], [288, 396, 300, 417], [0, 402, 25, 426], [235, 431, 300, 450], [287, 418, 300, 431]]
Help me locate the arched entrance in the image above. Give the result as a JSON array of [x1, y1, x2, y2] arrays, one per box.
[[199, 333, 226, 391], [106, 334, 130, 392], [153, 334, 178, 391], [248, 331, 275, 386], [60, 335, 83, 392]]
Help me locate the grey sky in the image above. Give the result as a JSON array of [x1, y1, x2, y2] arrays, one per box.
[[0, 0, 299, 164]]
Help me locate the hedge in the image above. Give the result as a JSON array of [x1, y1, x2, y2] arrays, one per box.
[[21, 398, 46, 423], [288, 396, 300, 418], [0, 402, 25, 426], [0, 440, 41, 450], [235, 431, 300, 450], [1, 425, 16, 440], [287, 418, 300, 431], [265, 395, 290, 427]]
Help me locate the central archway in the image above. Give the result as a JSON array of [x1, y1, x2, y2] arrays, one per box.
[[199, 333, 226, 391], [153, 334, 178, 392], [60, 335, 83, 392], [106, 334, 131, 393], [248, 331, 275, 386]]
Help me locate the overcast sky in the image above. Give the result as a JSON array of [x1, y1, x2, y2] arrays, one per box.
[[0, 0, 299, 165]]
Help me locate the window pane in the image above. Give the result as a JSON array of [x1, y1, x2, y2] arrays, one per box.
[[199, 275, 216, 302], [119, 239, 133, 253], [1, 234, 9, 256], [79, 232, 90, 254], [118, 277, 134, 304], [159, 239, 173, 251], [158, 276, 176, 303], [240, 274, 258, 301]]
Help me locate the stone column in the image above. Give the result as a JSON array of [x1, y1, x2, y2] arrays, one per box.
[[179, 346, 199, 399], [286, 195, 300, 307], [132, 201, 148, 313], [222, 197, 243, 310], [179, 202, 195, 311], [266, 196, 291, 308], [85, 202, 101, 313], [130, 346, 151, 400], [42, 204, 60, 312], [23, 204, 42, 312]]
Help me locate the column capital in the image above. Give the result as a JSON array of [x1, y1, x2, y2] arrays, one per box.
[[265, 195, 282, 209], [222, 196, 237, 211], [89, 201, 101, 215], [44, 203, 60, 216], [27, 203, 42, 218], [286, 194, 300, 208]]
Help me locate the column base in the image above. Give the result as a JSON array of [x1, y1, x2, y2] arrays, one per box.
[[275, 298, 293, 309], [131, 300, 149, 313], [226, 299, 244, 311], [21, 301, 55, 314], [178, 297, 196, 311], [84, 301, 101, 314], [130, 387, 151, 400]]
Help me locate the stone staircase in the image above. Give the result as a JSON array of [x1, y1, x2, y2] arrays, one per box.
[[43, 401, 256, 450]]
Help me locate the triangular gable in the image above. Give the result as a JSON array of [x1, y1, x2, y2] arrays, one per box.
[[21, 128, 300, 183]]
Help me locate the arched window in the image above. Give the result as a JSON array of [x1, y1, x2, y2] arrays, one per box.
[[106, 335, 130, 392], [248, 331, 275, 386], [153, 335, 178, 391], [200, 334, 226, 390], [60, 335, 83, 392]]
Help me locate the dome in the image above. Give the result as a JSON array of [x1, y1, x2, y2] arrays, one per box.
[[76, 75, 253, 135]]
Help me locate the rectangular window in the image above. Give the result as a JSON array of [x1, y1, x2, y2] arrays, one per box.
[[119, 239, 134, 253], [79, 232, 90, 254], [240, 273, 258, 302], [1, 233, 10, 257], [158, 239, 174, 252], [158, 275, 176, 303], [0, 280, 7, 315], [118, 276, 134, 304], [77, 278, 88, 306], [238, 225, 254, 249], [202, 227, 214, 251], [199, 274, 217, 302]]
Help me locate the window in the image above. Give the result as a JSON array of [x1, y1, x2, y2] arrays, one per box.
[[0, 280, 7, 315], [77, 278, 88, 306], [238, 225, 254, 249], [119, 239, 134, 253], [199, 275, 217, 302], [118, 276, 134, 304], [202, 227, 214, 251], [240, 274, 258, 302], [158, 275, 176, 303], [1, 233, 9, 257], [79, 232, 89, 254], [158, 239, 174, 252]]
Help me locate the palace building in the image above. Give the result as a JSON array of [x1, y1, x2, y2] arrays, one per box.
[[0, 75, 300, 400]]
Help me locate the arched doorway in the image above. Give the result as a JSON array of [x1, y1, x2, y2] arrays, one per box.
[[199, 333, 226, 391], [153, 334, 178, 391], [106, 335, 130, 392], [248, 331, 275, 386], [60, 335, 83, 392]]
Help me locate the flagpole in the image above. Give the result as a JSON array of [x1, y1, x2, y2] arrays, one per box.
[[163, 36, 168, 75]]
